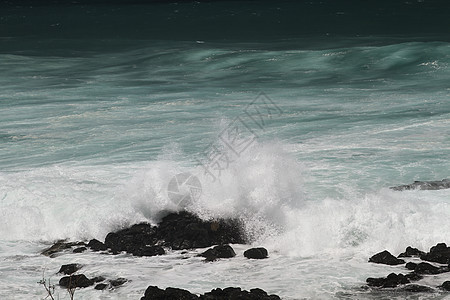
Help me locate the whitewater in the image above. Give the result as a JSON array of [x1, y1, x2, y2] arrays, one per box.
[[1, 4, 450, 299]]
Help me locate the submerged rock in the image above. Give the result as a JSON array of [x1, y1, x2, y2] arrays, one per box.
[[41, 241, 85, 257], [369, 250, 405, 265], [390, 179, 450, 191], [244, 247, 269, 259], [398, 284, 434, 293]]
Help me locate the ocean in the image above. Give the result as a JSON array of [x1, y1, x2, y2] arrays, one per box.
[[0, 1, 449, 299]]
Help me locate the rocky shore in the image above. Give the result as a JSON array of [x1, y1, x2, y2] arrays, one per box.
[[40, 210, 277, 299], [366, 243, 450, 292]]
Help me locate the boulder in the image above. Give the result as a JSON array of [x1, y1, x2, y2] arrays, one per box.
[[141, 286, 198, 300], [244, 247, 268, 259], [398, 246, 425, 258], [441, 281, 450, 291], [200, 245, 236, 261], [87, 239, 107, 251], [369, 250, 405, 265], [414, 262, 448, 275], [366, 273, 410, 288], [59, 274, 94, 288], [57, 263, 81, 275], [420, 243, 450, 264], [201, 287, 281, 299]]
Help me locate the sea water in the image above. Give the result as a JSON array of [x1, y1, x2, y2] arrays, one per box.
[[0, 1, 449, 299]]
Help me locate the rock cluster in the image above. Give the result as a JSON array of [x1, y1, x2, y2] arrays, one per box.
[[367, 243, 450, 292], [141, 286, 281, 300], [390, 179, 450, 191]]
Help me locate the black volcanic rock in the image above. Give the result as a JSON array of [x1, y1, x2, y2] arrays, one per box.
[[369, 250, 405, 265], [414, 262, 448, 275], [58, 263, 81, 275], [244, 247, 268, 259], [140, 285, 281, 300], [405, 262, 417, 270], [399, 284, 434, 293], [200, 244, 236, 261], [366, 273, 410, 288], [141, 286, 198, 300], [201, 287, 281, 299], [59, 274, 94, 288], [398, 246, 425, 258], [420, 243, 450, 264], [391, 179, 450, 191], [441, 281, 450, 291], [87, 239, 107, 251], [105, 211, 245, 257]]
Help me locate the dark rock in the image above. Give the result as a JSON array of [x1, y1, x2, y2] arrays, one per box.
[[87, 239, 107, 251], [414, 262, 448, 274], [105, 211, 245, 257], [201, 287, 281, 299], [73, 247, 87, 253], [95, 283, 108, 290], [132, 245, 165, 257], [200, 245, 236, 261], [41, 241, 79, 257], [91, 276, 106, 283], [57, 263, 81, 275], [110, 277, 127, 287], [420, 243, 450, 264], [405, 272, 423, 281], [366, 273, 410, 288], [244, 247, 268, 259], [141, 285, 198, 300], [399, 284, 434, 293], [441, 281, 450, 291], [398, 246, 425, 258], [369, 250, 405, 265], [390, 179, 450, 191], [405, 262, 417, 270], [59, 274, 94, 288]]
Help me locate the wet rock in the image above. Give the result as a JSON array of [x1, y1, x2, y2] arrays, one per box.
[[110, 277, 128, 287], [405, 262, 417, 270], [244, 247, 268, 259], [59, 274, 94, 288], [398, 246, 425, 258], [414, 262, 448, 275], [141, 286, 198, 300], [420, 243, 450, 264], [390, 179, 450, 191], [369, 250, 405, 265], [366, 273, 410, 288], [105, 211, 245, 257], [405, 272, 423, 281], [91, 276, 106, 283], [399, 284, 434, 293], [58, 263, 81, 275], [73, 247, 87, 253], [201, 287, 281, 299], [440, 281, 450, 291], [41, 241, 80, 257], [87, 239, 107, 251], [200, 244, 236, 261], [95, 283, 108, 290]]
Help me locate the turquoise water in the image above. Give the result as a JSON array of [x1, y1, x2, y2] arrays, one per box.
[[0, 1, 450, 299]]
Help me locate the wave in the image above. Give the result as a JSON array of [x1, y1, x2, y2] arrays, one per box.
[[1, 138, 449, 260]]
